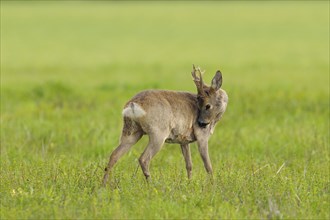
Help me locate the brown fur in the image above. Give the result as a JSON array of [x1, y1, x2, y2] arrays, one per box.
[[103, 66, 228, 185]]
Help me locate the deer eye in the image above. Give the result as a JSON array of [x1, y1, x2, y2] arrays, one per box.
[[205, 104, 211, 110]]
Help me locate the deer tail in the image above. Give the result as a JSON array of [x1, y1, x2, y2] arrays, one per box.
[[122, 102, 146, 119]]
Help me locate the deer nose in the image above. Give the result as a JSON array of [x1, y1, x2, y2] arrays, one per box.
[[198, 120, 209, 128]]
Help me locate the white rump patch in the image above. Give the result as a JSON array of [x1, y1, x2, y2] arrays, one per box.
[[122, 102, 146, 119]]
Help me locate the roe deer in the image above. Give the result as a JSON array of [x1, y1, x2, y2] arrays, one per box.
[[103, 65, 228, 185]]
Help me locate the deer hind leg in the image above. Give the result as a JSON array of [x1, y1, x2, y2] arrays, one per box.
[[180, 144, 193, 179], [138, 132, 167, 180], [103, 117, 143, 186]]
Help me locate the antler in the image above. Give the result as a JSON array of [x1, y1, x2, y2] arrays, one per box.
[[191, 64, 206, 96]]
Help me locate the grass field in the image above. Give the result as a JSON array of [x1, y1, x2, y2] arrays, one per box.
[[1, 1, 329, 219]]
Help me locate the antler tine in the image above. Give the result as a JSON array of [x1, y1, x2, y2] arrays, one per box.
[[191, 64, 206, 96], [191, 64, 198, 80], [191, 65, 205, 81], [196, 66, 205, 87], [196, 66, 205, 77]]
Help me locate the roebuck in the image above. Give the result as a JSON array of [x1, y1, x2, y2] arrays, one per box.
[[103, 65, 228, 185]]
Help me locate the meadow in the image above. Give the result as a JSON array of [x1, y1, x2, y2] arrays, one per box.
[[1, 2, 329, 219]]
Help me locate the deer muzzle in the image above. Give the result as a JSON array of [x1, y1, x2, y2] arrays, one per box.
[[198, 120, 210, 128]]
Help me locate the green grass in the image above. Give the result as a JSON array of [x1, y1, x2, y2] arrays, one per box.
[[1, 1, 329, 219]]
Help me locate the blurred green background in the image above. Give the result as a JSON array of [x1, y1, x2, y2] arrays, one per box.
[[2, 1, 328, 89], [1, 1, 329, 219]]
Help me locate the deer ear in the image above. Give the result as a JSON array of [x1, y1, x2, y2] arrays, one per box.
[[211, 70, 222, 91]]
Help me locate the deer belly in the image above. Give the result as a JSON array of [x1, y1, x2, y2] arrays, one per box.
[[165, 129, 196, 144]]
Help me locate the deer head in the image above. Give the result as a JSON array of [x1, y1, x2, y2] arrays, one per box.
[[192, 65, 225, 128]]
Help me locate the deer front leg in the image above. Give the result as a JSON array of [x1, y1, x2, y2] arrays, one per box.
[[180, 144, 192, 179], [197, 139, 213, 175]]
